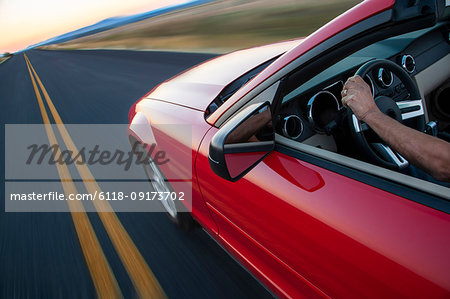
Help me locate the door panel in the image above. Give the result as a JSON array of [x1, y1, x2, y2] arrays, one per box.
[[197, 128, 450, 298]]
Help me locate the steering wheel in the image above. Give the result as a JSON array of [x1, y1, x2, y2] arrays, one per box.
[[347, 59, 425, 170]]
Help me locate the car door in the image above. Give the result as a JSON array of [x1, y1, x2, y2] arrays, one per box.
[[197, 119, 450, 298], [196, 1, 450, 296]]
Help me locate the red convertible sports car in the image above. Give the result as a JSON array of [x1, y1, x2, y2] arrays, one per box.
[[128, 0, 450, 297]]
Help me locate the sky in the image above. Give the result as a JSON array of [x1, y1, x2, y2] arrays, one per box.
[[0, 0, 190, 53]]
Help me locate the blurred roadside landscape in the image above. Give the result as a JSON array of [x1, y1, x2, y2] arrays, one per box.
[[0, 53, 13, 64], [38, 0, 359, 53]]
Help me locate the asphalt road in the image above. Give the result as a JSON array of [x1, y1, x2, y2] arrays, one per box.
[[0, 50, 272, 298]]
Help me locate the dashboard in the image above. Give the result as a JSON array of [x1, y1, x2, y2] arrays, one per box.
[[276, 23, 450, 149]]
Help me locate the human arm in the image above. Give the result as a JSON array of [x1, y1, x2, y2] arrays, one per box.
[[225, 107, 272, 144], [342, 75, 450, 182]]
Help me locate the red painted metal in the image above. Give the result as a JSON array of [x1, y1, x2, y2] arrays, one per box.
[[196, 128, 450, 298], [225, 151, 268, 178], [130, 99, 219, 234], [128, 0, 450, 297], [207, 0, 396, 125], [144, 39, 301, 111]]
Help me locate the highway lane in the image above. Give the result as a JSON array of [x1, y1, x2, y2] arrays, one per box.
[[0, 49, 272, 298]]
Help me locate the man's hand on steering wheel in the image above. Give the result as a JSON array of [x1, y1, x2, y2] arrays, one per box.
[[341, 75, 379, 122], [341, 72, 450, 182]]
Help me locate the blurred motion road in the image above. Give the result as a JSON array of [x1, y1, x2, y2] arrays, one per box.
[[0, 50, 272, 298]]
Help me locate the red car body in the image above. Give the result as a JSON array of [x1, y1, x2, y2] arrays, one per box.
[[129, 1, 450, 297]]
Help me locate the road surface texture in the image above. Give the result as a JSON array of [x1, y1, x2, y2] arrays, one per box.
[[0, 50, 272, 298]]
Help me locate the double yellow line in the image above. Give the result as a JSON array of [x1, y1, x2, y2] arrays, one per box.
[[24, 54, 166, 299]]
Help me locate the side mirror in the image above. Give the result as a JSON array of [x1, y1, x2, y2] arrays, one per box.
[[209, 102, 274, 181]]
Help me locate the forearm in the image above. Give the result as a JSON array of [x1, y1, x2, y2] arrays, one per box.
[[364, 111, 450, 181], [225, 110, 271, 144]]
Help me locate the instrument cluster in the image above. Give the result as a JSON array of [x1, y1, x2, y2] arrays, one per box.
[[277, 54, 417, 140]]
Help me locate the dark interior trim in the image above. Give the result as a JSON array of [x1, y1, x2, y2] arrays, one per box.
[[224, 141, 274, 154]]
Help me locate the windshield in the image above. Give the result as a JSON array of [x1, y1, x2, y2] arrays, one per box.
[[283, 26, 435, 104]]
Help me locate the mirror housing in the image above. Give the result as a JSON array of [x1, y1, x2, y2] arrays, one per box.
[[209, 102, 274, 181]]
